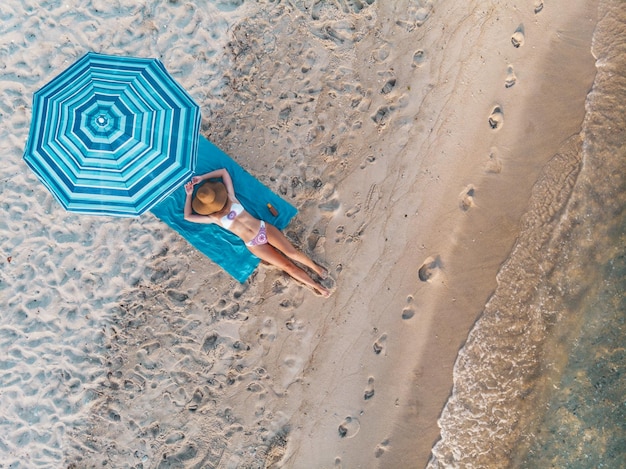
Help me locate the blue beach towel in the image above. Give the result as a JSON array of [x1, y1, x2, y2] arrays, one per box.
[[151, 136, 297, 282]]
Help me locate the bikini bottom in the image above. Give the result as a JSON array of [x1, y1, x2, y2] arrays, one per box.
[[245, 221, 268, 247]]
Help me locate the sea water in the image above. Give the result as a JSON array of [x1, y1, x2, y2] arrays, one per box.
[[518, 2, 626, 466], [429, 1, 626, 467]]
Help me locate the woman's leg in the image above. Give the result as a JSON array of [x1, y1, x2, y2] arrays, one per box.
[[248, 243, 330, 297], [263, 223, 328, 279]]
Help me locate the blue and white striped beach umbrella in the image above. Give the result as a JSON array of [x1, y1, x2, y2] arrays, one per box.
[[24, 52, 201, 217]]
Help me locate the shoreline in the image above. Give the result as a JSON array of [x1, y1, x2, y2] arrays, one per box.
[[273, 0, 600, 467]]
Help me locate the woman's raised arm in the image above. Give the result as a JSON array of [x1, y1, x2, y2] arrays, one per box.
[[192, 168, 236, 200], [183, 181, 214, 224], [184, 169, 239, 223]]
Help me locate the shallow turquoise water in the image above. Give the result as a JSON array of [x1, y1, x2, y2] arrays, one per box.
[[522, 243, 626, 468]]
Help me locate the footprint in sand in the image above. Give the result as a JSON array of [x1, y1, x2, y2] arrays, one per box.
[[201, 333, 220, 353], [412, 49, 427, 67], [459, 184, 476, 211], [488, 105, 504, 130], [511, 24, 525, 48], [360, 154, 377, 169], [486, 147, 503, 174], [372, 45, 390, 63], [278, 106, 291, 122], [338, 416, 360, 438], [165, 431, 185, 444], [364, 376, 375, 400], [505, 65, 517, 88], [233, 283, 249, 300], [258, 317, 277, 342], [397, 3, 432, 30], [107, 408, 121, 422], [335, 225, 345, 243], [188, 388, 203, 411], [162, 444, 197, 463], [373, 333, 387, 354], [375, 439, 391, 458], [346, 204, 362, 218], [402, 307, 415, 320], [246, 381, 265, 393], [279, 290, 305, 310], [281, 356, 304, 387], [285, 316, 300, 331], [418, 255, 442, 282], [401, 295, 415, 320], [371, 105, 393, 126], [381, 77, 397, 95]]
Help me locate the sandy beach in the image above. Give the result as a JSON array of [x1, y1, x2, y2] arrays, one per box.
[[2, 0, 624, 468]]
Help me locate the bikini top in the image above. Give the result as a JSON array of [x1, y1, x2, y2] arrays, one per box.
[[220, 203, 244, 229]]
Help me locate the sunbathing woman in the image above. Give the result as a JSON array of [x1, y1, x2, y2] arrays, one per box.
[[184, 168, 330, 297]]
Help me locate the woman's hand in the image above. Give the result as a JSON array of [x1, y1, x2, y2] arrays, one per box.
[[191, 176, 203, 185], [184, 181, 194, 195]]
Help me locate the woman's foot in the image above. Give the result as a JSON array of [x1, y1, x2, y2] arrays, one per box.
[[315, 284, 331, 298]]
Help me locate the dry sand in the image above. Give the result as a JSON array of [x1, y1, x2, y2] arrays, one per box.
[[0, 0, 600, 467]]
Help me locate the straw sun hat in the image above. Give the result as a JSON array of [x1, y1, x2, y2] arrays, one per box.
[[192, 181, 228, 215]]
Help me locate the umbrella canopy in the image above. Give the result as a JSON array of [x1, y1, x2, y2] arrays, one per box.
[[24, 52, 201, 217]]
